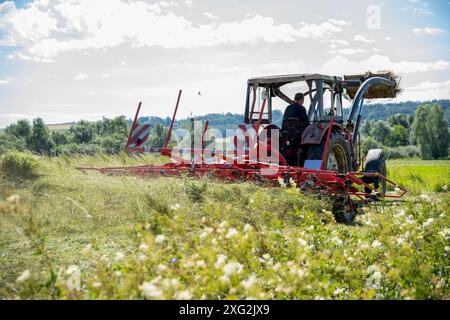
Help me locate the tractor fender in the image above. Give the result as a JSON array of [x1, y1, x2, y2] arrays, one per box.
[[364, 149, 385, 172], [363, 149, 387, 195], [301, 123, 342, 145]]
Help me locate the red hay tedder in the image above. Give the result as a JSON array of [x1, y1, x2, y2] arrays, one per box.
[[78, 72, 407, 223]]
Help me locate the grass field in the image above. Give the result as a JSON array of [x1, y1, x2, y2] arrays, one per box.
[[0, 154, 448, 299]]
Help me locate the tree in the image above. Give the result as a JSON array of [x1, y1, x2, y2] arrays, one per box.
[[0, 134, 28, 154], [70, 120, 95, 144], [388, 114, 410, 129], [5, 119, 32, 147], [385, 125, 409, 147], [362, 121, 372, 137], [413, 103, 448, 160], [51, 131, 69, 146], [148, 124, 168, 148], [370, 121, 391, 144], [29, 118, 55, 155], [428, 104, 448, 159]]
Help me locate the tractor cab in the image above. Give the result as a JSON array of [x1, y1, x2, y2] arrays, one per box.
[[244, 72, 399, 171], [244, 74, 347, 168]]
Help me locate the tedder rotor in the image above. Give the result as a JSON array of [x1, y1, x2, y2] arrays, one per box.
[[77, 71, 406, 223]]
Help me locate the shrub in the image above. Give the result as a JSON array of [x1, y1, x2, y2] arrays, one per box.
[[0, 134, 28, 154], [0, 152, 40, 179]]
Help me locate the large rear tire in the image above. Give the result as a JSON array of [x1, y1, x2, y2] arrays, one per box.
[[306, 131, 351, 173]]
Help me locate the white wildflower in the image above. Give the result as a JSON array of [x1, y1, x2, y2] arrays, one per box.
[[219, 221, 228, 229], [244, 224, 253, 233], [214, 254, 228, 268], [333, 237, 343, 246], [140, 282, 163, 299], [366, 265, 382, 290], [241, 274, 258, 290], [406, 215, 415, 225], [262, 253, 271, 260], [155, 234, 166, 244], [157, 264, 168, 272], [171, 203, 181, 210], [442, 185, 448, 191], [114, 251, 125, 261], [65, 265, 81, 291], [175, 290, 192, 300], [396, 210, 405, 217], [139, 242, 149, 251], [66, 265, 80, 275], [137, 254, 147, 262], [371, 240, 382, 249], [223, 261, 243, 276], [298, 238, 308, 246], [439, 228, 450, 241], [196, 260, 206, 268], [16, 270, 31, 283], [183, 261, 194, 268], [333, 287, 345, 296], [397, 237, 405, 246], [444, 246, 450, 253], [422, 218, 434, 228], [226, 228, 239, 239]]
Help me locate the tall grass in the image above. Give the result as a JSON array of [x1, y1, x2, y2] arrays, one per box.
[[0, 153, 448, 299]]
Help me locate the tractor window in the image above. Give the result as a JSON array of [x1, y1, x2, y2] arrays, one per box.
[[249, 86, 270, 123]]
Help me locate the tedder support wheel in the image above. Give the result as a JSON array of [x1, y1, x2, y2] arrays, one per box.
[[332, 195, 357, 223], [306, 131, 352, 173], [363, 149, 387, 198]]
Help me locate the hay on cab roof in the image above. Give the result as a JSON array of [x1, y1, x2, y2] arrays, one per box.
[[344, 71, 401, 99]]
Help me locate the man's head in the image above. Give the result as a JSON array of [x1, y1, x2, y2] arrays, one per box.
[[294, 92, 304, 105]]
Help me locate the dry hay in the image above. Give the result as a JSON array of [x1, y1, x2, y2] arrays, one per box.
[[344, 71, 401, 99]]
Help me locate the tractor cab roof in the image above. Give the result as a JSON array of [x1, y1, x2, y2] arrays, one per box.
[[247, 73, 343, 86]]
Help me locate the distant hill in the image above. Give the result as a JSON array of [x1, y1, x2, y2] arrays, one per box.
[[137, 99, 450, 132]]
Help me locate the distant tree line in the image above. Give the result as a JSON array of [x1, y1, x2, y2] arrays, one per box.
[[0, 101, 448, 159], [361, 103, 448, 160]]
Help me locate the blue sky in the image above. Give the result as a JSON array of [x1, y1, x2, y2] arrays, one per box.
[[0, 0, 449, 127]]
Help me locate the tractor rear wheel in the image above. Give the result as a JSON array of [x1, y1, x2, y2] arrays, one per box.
[[306, 131, 351, 173]]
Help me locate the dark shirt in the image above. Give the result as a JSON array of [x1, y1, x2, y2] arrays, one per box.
[[283, 103, 310, 126]]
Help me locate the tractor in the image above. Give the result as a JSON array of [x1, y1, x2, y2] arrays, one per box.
[[78, 71, 405, 223]]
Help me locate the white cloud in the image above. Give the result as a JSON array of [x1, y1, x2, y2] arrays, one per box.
[[330, 48, 365, 55], [0, 0, 347, 61], [413, 27, 445, 35], [204, 12, 218, 19], [0, 78, 11, 85], [354, 35, 375, 43], [402, 80, 450, 101], [318, 54, 449, 74], [74, 73, 88, 81]]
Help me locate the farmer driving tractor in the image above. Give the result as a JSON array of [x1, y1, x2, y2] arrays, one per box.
[[283, 92, 310, 127]]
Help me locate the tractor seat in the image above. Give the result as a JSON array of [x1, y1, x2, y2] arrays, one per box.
[[281, 118, 306, 145]]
